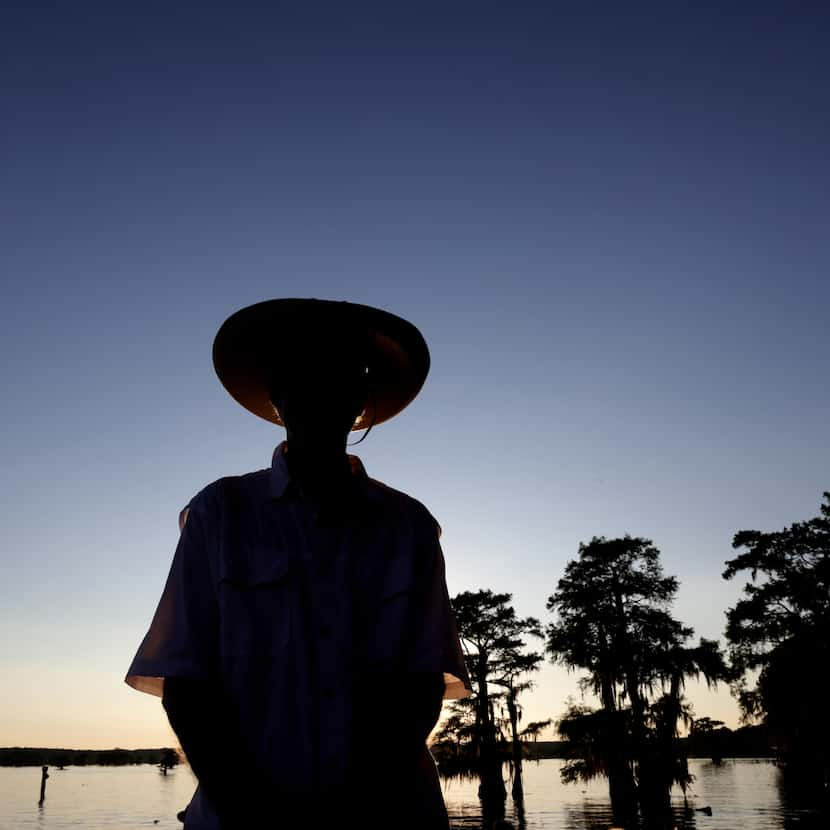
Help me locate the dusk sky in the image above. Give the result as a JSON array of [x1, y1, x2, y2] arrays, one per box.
[[2, 2, 829, 750]]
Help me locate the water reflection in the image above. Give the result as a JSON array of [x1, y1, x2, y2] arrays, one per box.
[[439, 758, 826, 830], [0, 758, 826, 829], [511, 800, 701, 830], [510, 770, 527, 830], [555, 802, 619, 830]]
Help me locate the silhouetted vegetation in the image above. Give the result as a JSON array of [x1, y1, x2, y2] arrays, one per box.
[[493, 639, 545, 801], [723, 492, 830, 799], [519, 719, 554, 760], [433, 589, 544, 821], [545, 535, 729, 828], [159, 747, 180, 774], [0, 747, 181, 767], [684, 722, 772, 761], [687, 716, 728, 764]]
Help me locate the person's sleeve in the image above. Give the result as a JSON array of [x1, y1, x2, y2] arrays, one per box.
[[124, 497, 219, 697], [178, 504, 190, 533], [408, 513, 473, 700]]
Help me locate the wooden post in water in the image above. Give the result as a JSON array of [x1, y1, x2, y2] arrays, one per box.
[[39, 765, 49, 805]]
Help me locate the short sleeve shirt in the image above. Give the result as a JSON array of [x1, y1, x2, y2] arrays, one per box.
[[125, 443, 471, 828]]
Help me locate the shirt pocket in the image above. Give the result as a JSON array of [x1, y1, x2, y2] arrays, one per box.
[[363, 565, 414, 669], [218, 553, 293, 657]]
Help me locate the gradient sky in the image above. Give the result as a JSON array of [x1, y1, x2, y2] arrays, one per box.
[[2, 2, 829, 750]]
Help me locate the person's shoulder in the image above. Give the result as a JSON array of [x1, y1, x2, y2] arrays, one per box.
[[366, 476, 430, 516], [366, 477, 441, 535], [183, 468, 270, 515]]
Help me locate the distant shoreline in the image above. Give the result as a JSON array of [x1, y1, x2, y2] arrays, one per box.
[[3, 735, 775, 768], [522, 739, 774, 761], [0, 748, 181, 767], [432, 724, 776, 765]]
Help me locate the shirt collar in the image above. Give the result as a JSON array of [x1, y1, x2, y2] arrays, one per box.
[[268, 441, 370, 501]]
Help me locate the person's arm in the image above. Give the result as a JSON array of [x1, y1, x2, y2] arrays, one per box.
[[352, 670, 444, 764], [349, 668, 444, 825], [163, 676, 273, 828], [392, 670, 445, 751]]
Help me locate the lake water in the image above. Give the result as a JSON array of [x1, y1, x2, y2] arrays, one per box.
[[0, 758, 824, 829]]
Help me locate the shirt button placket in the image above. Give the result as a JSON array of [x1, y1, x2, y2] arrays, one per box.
[[314, 533, 344, 791]]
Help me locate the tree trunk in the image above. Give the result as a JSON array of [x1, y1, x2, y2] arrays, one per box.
[[598, 645, 637, 825], [475, 653, 506, 810], [506, 689, 524, 798], [612, 588, 656, 825]]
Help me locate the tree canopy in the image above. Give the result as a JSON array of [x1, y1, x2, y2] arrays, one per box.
[[546, 535, 728, 827], [723, 492, 830, 792], [724, 492, 830, 680]]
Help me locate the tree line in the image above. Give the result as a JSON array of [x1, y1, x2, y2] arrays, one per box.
[[0, 747, 180, 769], [431, 491, 830, 828]]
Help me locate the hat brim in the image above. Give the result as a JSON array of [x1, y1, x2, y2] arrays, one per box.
[[212, 298, 430, 429]]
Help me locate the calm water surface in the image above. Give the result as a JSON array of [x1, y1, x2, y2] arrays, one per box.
[[0, 759, 822, 829]]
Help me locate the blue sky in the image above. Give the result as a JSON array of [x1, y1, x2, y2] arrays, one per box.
[[1, 1, 828, 748]]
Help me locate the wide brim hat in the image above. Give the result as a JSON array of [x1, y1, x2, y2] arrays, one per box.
[[212, 298, 430, 429]]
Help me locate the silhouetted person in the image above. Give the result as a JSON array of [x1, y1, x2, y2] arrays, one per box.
[[125, 299, 471, 829]]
